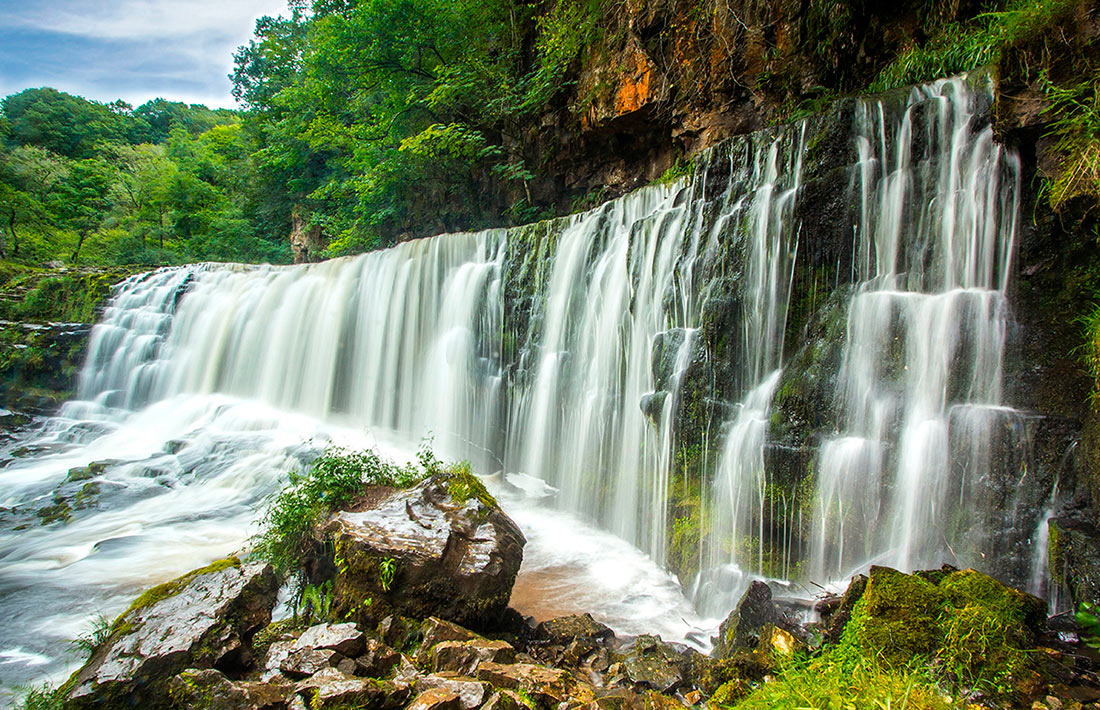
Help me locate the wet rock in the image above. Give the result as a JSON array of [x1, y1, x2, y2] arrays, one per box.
[[262, 640, 297, 681], [756, 624, 804, 656], [415, 674, 492, 709], [621, 635, 689, 693], [294, 622, 365, 657], [415, 616, 483, 660], [712, 581, 778, 658], [295, 667, 389, 708], [408, 687, 463, 710], [816, 573, 867, 644], [65, 558, 278, 710], [431, 639, 516, 675], [534, 614, 615, 645], [280, 648, 339, 679], [168, 668, 293, 710], [323, 471, 526, 630], [1050, 517, 1100, 609], [355, 638, 402, 677], [477, 661, 595, 708]]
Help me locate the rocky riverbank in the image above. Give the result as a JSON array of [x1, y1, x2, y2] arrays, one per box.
[[27, 466, 1100, 710]]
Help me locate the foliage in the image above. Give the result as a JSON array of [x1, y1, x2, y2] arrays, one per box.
[[729, 648, 959, 709], [1076, 602, 1100, 650], [0, 87, 292, 267], [68, 613, 113, 658], [869, 0, 1079, 92], [251, 445, 434, 575], [15, 685, 64, 710], [1042, 74, 1100, 212], [378, 557, 396, 592]]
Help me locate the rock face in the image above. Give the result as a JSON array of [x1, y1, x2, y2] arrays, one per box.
[[321, 471, 526, 630], [64, 558, 278, 709]]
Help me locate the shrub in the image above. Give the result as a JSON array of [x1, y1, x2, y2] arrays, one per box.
[[251, 446, 434, 576]]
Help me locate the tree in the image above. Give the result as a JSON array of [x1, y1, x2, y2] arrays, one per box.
[[2, 88, 136, 159], [58, 158, 114, 261]]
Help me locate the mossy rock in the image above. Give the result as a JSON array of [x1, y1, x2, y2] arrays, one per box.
[[846, 566, 945, 666]]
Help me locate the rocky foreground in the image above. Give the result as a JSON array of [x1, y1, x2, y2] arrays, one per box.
[[42, 471, 1100, 710]]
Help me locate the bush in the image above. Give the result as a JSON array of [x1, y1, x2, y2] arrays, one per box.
[[251, 445, 440, 575]]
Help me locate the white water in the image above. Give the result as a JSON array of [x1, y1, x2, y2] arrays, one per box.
[[0, 75, 1039, 702], [809, 77, 1020, 581]]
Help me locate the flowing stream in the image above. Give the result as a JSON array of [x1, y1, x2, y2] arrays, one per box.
[[0, 75, 1047, 702]]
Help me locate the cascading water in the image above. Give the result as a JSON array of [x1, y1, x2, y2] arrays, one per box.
[[0, 74, 1052, 703], [691, 75, 1031, 615], [809, 77, 1021, 581]]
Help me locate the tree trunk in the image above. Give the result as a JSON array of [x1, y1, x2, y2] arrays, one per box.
[[7, 208, 17, 256], [72, 229, 88, 262]]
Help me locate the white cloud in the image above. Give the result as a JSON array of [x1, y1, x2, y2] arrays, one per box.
[[0, 0, 293, 108], [0, 0, 289, 41]]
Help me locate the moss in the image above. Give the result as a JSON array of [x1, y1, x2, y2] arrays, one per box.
[[844, 566, 945, 667], [443, 462, 498, 510]]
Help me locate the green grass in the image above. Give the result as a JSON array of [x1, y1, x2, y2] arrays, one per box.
[[1042, 74, 1100, 212], [869, 0, 1079, 92], [729, 649, 961, 710]]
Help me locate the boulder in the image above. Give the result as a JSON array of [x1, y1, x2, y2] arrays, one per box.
[[408, 687, 464, 710], [64, 558, 278, 710], [815, 573, 867, 644], [294, 622, 365, 657], [322, 471, 526, 630], [712, 581, 778, 658], [295, 667, 405, 709], [534, 614, 615, 645], [431, 639, 516, 675], [168, 668, 293, 710], [477, 661, 595, 708], [280, 648, 339, 679], [416, 616, 483, 660], [355, 638, 402, 677], [415, 674, 492, 709], [620, 635, 689, 693]]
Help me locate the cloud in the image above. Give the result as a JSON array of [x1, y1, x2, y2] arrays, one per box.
[[0, 0, 291, 108]]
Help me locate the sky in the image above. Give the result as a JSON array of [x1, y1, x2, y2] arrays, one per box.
[[0, 0, 291, 110]]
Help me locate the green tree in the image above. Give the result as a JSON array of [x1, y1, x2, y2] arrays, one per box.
[[58, 158, 114, 261]]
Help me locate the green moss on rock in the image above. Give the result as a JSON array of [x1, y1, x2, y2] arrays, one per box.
[[844, 566, 945, 666]]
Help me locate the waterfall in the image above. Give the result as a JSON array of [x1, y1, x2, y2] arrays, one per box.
[[0, 74, 1049, 700], [809, 77, 1020, 581]]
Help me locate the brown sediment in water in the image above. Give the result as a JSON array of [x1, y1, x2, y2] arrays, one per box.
[[509, 564, 590, 622]]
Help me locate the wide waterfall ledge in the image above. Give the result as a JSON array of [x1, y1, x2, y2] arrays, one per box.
[[0, 74, 1059, 701]]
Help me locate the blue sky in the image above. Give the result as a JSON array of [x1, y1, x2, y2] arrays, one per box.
[[0, 0, 290, 109]]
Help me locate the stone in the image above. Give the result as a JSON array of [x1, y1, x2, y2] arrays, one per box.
[[415, 616, 482, 660], [756, 624, 804, 657], [355, 638, 402, 677], [294, 622, 365, 657], [477, 661, 595, 707], [261, 639, 297, 681], [431, 639, 516, 675], [168, 668, 293, 710], [712, 581, 778, 658], [280, 648, 339, 679], [621, 635, 689, 693], [415, 673, 492, 710], [534, 614, 614, 645], [64, 558, 278, 710], [323, 471, 526, 630], [295, 667, 383, 708], [407, 687, 464, 710]]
